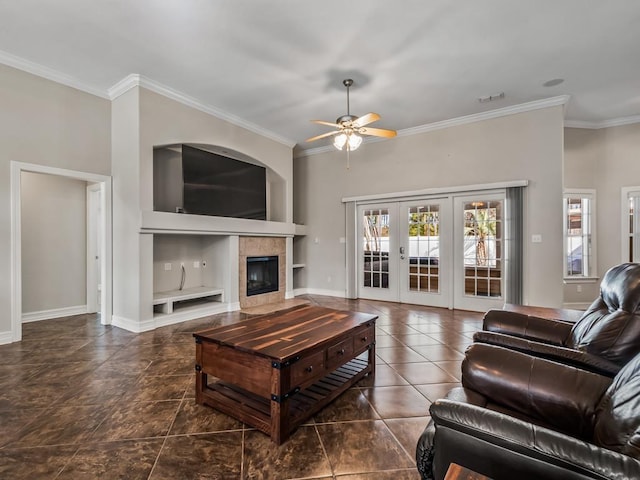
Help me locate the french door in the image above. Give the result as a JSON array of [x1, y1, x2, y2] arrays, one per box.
[[357, 193, 506, 311], [359, 203, 398, 302], [453, 194, 505, 311]]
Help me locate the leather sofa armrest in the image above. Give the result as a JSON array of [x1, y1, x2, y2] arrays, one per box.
[[426, 399, 640, 480], [473, 331, 621, 377], [462, 343, 612, 438], [503, 303, 584, 323], [483, 309, 573, 344]]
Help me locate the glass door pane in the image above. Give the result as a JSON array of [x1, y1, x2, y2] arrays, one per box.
[[407, 205, 440, 293], [454, 194, 505, 312], [359, 204, 398, 302], [362, 207, 390, 289], [399, 200, 450, 308]]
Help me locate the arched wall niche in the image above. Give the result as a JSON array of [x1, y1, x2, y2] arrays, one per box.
[[153, 143, 286, 222]]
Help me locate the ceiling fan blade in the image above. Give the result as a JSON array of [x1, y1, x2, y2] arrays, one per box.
[[352, 112, 380, 128], [359, 127, 397, 138], [305, 130, 341, 143], [311, 120, 341, 128]]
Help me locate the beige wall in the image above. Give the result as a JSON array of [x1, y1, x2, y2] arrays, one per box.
[[111, 87, 144, 322], [0, 64, 111, 336], [564, 124, 640, 305], [563, 127, 602, 304], [598, 124, 640, 270], [111, 86, 294, 328], [21, 172, 87, 313], [3, 57, 636, 333], [295, 106, 565, 307]]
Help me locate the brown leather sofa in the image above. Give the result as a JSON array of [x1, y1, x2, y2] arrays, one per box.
[[416, 343, 640, 480], [474, 262, 640, 376]]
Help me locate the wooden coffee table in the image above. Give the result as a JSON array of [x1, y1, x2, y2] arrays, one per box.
[[193, 305, 377, 444]]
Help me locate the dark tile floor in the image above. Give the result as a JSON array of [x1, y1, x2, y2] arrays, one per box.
[[0, 295, 482, 479]]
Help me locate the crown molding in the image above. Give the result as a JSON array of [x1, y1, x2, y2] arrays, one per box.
[[399, 95, 572, 138], [0, 49, 109, 99], [296, 95, 571, 159], [108, 74, 296, 148], [1, 49, 637, 146], [565, 114, 640, 129]]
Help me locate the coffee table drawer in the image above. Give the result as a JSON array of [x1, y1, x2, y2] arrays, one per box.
[[353, 325, 375, 352], [327, 339, 354, 367], [290, 350, 325, 385]]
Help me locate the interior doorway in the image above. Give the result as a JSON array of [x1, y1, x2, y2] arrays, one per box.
[[10, 161, 112, 342], [86, 183, 102, 314]]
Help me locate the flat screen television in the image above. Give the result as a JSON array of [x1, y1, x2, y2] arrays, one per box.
[[181, 145, 267, 220]]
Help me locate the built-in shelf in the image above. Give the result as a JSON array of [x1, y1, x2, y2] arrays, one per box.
[[292, 263, 306, 269], [153, 286, 224, 314], [142, 210, 296, 236]]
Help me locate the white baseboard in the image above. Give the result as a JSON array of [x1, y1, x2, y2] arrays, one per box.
[[0, 330, 14, 345], [293, 288, 346, 298], [22, 305, 88, 323], [111, 315, 156, 333], [112, 302, 238, 333]]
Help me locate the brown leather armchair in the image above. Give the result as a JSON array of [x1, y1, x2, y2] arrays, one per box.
[[474, 262, 640, 376], [416, 343, 640, 480]]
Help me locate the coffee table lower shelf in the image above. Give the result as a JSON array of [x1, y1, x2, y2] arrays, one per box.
[[200, 357, 372, 437]]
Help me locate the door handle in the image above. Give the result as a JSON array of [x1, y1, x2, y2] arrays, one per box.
[[399, 246, 405, 259]]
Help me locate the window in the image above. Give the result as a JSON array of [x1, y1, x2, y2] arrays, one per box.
[[622, 188, 640, 263], [563, 190, 595, 278]]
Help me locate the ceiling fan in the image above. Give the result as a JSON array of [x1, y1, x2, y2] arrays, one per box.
[[306, 79, 397, 152]]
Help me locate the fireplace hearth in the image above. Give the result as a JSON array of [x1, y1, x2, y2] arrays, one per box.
[[246, 255, 279, 296]]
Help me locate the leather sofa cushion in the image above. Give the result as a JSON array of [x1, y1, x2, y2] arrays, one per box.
[[594, 352, 640, 458], [462, 343, 611, 439], [568, 262, 640, 365]]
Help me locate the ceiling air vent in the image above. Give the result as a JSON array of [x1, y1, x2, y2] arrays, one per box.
[[478, 92, 505, 103]]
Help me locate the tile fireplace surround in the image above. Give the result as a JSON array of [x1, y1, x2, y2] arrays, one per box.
[[238, 236, 286, 309]]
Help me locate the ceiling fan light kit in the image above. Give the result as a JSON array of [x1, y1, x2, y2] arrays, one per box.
[[306, 78, 397, 154], [333, 131, 362, 151]]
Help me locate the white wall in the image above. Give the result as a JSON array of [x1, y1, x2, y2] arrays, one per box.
[[21, 172, 87, 314], [295, 106, 565, 307], [0, 64, 111, 337]]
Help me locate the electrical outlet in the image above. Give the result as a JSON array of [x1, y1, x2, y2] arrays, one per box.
[[164, 263, 172, 271], [193, 261, 200, 268], [577, 285, 582, 293]]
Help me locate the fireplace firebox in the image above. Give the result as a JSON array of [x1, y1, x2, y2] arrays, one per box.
[[246, 256, 279, 296]]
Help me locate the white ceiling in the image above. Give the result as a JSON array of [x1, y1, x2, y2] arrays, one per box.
[[1, 0, 639, 153]]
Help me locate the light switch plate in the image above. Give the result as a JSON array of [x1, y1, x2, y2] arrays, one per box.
[[531, 234, 542, 243]]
